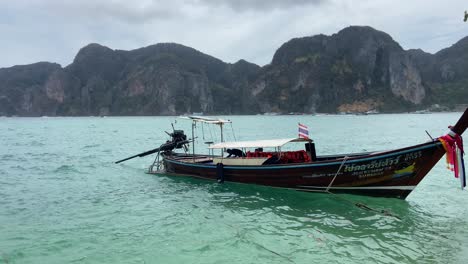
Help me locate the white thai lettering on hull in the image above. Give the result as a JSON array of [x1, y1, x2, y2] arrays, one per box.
[[303, 150, 424, 179], [344, 156, 402, 172]]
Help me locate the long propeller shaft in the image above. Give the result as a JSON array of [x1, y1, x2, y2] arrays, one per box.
[[115, 139, 190, 164]]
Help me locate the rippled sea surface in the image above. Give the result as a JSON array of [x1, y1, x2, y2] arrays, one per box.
[[1, 113, 467, 264]]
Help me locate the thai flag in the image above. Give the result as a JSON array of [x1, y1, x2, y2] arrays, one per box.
[[298, 123, 309, 139]]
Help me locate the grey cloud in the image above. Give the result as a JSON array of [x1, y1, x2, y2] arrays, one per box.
[[195, 0, 324, 12], [0, 0, 467, 68], [8, 0, 185, 25], [51, 0, 184, 24]]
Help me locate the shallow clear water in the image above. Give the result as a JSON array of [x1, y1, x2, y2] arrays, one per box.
[[1, 113, 467, 264]]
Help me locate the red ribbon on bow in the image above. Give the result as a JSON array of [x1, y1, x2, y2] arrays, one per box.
[[439, 133, 464, 178]]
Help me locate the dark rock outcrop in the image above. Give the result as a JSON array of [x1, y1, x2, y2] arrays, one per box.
[[0, 62, 62, 116], [0, 26, 466, 116], [257, 26, 427, 113]]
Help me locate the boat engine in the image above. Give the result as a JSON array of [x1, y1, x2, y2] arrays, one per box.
[[166, 130, 188, 151]]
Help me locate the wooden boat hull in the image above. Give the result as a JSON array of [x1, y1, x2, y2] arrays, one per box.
[[159, 141, 446, 199]]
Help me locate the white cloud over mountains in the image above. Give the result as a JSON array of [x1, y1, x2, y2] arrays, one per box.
[[0, 0, 466, 68]]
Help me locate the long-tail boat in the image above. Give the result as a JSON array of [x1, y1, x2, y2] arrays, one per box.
[[116, 109, 467, 199]]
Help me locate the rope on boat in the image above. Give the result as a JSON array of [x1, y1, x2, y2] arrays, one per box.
[[425, 130, 434, 141], [325, 156, 348, 192], [334, 194, 402, 220], [322, 156, 402, 220], [230, 123, 237, 142], [225, 223, 296, 263], [356, 201, 402, 220], [253, 242, 296, 263]]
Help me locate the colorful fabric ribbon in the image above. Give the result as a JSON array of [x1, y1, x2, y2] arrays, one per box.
[[439, 133, 466, 189]]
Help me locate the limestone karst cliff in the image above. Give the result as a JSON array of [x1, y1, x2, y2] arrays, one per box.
[[0, 26, 466, 116]]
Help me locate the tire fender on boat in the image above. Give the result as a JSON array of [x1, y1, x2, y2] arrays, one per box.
[[216, 163, 224, 183]]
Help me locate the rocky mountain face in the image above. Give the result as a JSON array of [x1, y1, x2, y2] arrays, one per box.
[[0, 43, 260, 116], [408, 36, 468, 108], [0, 62, 63, 116], [0, 26, 466, 116], [256, 26, 428, 113]]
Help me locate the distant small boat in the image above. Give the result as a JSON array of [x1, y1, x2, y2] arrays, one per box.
[[117, 109, 468, 199]]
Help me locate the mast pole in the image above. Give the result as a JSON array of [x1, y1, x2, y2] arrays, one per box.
[[220, 123, 224, 142], [192, 121, 195, 162], [220, 123, 224, 157]]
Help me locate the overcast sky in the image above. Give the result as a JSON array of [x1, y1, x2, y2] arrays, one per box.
[[1, 0, 467, 68]]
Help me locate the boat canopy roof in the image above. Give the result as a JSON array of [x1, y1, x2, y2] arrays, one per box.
[[179, 115, 232, 124], [208, 138, 312, 149]]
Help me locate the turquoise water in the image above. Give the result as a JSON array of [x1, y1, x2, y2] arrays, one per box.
[[1, 113, 467, 264]]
